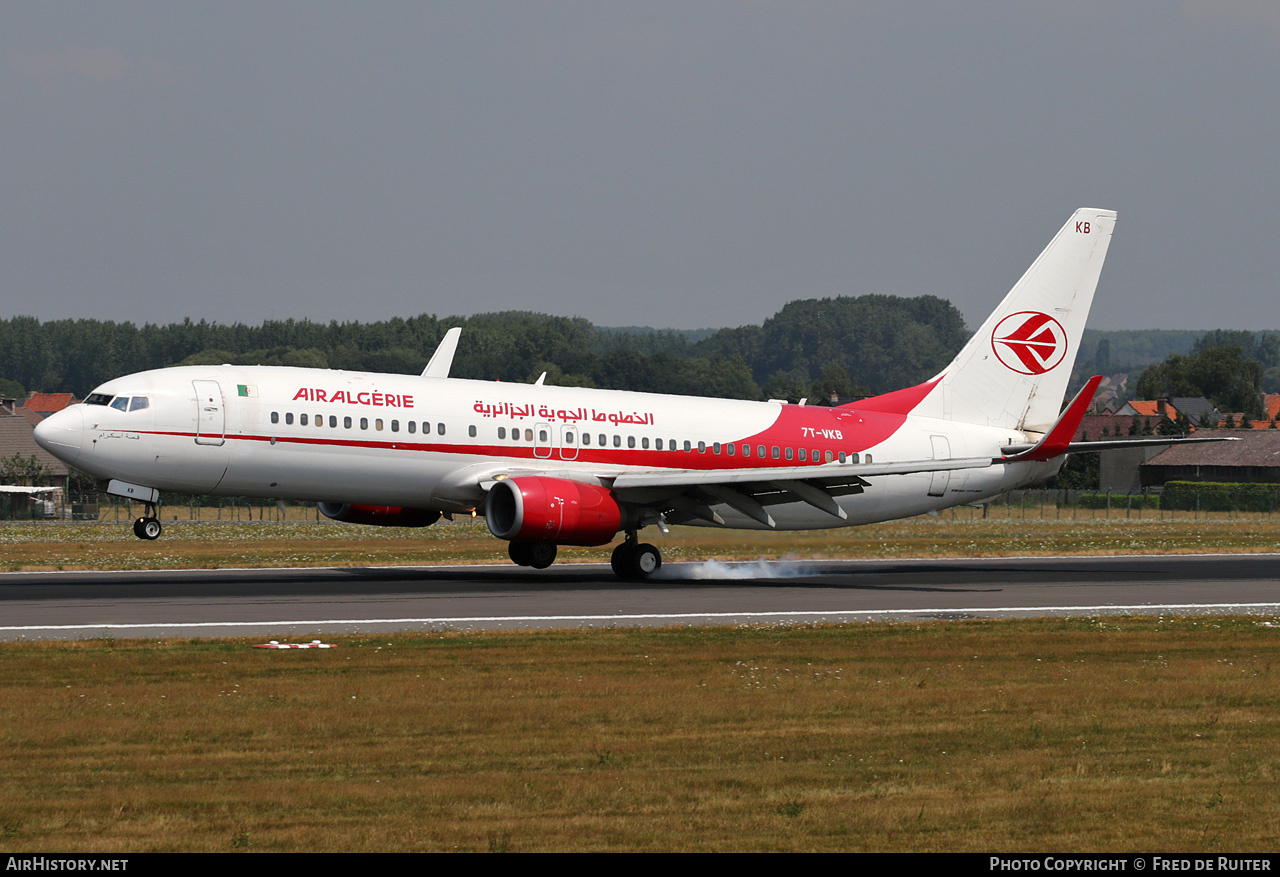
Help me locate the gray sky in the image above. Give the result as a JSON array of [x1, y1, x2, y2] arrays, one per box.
[[3, 1, 1278, 333]]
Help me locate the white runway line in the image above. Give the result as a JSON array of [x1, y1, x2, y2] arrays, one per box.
[[5, 602, 1280, 634]]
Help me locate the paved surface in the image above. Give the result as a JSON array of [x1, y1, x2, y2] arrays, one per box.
[[2, 554, 1279, 640]]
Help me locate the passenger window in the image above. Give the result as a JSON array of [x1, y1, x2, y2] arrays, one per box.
[[566, 431, 575, 444], [785, 447, 794, 461], [656, 438, 663, 450], [798, 448, 806, 461], [525, 429, 533, 441], [300, 414, 308, 426], [316, 414, 322, 428], [391, 420, 398, 432], [129, 397, 149, 412], [471, 426, 479, 438], [271, 411, 279, 424], [713, 442, 721, 454], [641, 437, 649, 449], [864, 454, 872, 464], [438, 423, 446, 436], [613, 435, 621, 447], [360, 417, 368, 430], [344, 416, 352, 429], [498, 427, 505, 439], [598, 434, 606, 446], [727, 443, 735, 456], [771, 446, 780, 459], [627, 436, 635, 448], [329, 415, 337, 428], [286, 412, 294, 425], [684, 440, 692, 452], [825, 450, 834, 463], [582, 432, 590, 445], [698, 441, 706, 453], [742, 444, 751, 457], [376, 419, 384, 431], [409, 421, 417, 434]]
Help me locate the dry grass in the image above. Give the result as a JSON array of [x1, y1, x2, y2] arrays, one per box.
[[5, 506, 1280, 571], [1, 618, 1278, 852]]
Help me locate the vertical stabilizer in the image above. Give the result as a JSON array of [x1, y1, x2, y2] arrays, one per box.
[[912, 208, 1116, 433]]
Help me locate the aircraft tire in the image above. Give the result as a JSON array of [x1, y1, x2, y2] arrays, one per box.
[[611, 542, 637, 578], [611, 542, 661, 580], [134, 517, 162, 540], [508, 540, 534, 566], [528, 542, 557, 570], [634, 543, 662, 578]]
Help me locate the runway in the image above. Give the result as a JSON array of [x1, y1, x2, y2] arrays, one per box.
[[2, 553, 1279, 641]]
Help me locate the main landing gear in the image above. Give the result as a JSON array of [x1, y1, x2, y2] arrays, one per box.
[[132, 504, 162, 541], [505, 534, 664, 581], [611, 535, 662, 581], [508, 539, 557, 569]]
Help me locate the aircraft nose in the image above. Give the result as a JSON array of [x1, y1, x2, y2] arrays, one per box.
[[33, 407, 84, 467]]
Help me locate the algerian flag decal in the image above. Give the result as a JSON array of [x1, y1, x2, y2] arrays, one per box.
[[237, 384, 257, 397]]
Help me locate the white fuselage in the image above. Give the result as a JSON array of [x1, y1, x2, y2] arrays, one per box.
[[36, 365, 1056, 531]]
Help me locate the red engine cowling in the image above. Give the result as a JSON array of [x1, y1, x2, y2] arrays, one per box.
[[485, 476, 622, 546], [318, 503, 441, 528]]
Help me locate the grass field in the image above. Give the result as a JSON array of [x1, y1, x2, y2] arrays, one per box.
[[1, 619, 1278, 852], [4, 502, 1280, 571], [4, 509, 1280, 851]]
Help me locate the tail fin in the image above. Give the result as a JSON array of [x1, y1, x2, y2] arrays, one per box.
[[911, 208, 1116, 433]]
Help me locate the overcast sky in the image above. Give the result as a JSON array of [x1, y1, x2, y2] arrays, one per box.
[[3, 2, 1278, 333]]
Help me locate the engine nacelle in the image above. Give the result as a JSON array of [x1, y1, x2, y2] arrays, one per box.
[[317, 503, 441, 528], [485, 476, 622, 546]]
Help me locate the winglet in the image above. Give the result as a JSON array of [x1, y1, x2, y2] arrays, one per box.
[[422, 327, 462, 378], [1000, 375, 1102, 463]]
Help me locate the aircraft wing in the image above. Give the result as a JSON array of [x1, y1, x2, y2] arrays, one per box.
[[606, 457, 996, 527]]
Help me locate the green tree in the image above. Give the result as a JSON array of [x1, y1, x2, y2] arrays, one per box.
[[0, 454, 47, 485], [1135, 346, 1264, 421]]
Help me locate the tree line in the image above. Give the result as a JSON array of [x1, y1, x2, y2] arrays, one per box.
[[0, 295, 968, 403]]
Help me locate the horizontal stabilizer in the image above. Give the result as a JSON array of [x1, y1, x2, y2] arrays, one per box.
[[999, 376, 1102, 463]]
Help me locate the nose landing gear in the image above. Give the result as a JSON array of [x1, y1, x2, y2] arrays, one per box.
[[132, 504, 162, 540]]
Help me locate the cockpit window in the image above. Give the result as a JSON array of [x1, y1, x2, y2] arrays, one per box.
[[85, 393, 113, 406], [129, 397, 149, 412], [109, 397, 130, 412]]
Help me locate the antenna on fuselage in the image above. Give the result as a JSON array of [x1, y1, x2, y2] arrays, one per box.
[[422, 327, 462, 378]]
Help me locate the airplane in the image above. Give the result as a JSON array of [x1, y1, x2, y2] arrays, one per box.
[[32, 208, 1225, 579]]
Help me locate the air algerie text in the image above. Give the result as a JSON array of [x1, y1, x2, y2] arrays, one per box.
[[292, 388, 414, 408]]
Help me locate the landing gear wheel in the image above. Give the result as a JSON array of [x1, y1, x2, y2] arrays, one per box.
[[509, 540, 557, 569], [611, 541, 662, 580], [133, 517, 162, 540], [634, 543, 662, 577], [527, 542, 557, 570], [509, 540, 534, 566], [611, 541, 637, 577]]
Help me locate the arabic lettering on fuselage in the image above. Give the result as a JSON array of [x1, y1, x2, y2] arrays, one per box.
[[471, 401, 655, 426]]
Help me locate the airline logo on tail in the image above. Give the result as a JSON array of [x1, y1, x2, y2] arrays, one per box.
[[991, 311, 1068, 375]]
